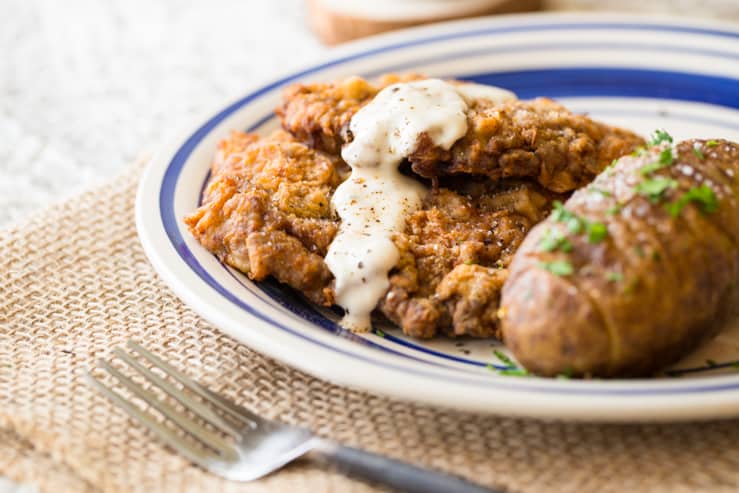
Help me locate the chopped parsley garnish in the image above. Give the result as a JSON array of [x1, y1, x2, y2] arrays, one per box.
[[648, 129, 673, 146], [585, 221, 608, 244], [538, 228, 573, 253], [692, 145, 705, 159], [606, 203, 623, 216], [550, 201, 608, 244], [551, 201, 578, 227], [666, 184, 718, 217], [589, 186, 612, 197], [493, 349, 516, 367], [492, 350, 530, 377], [376, 329, 385, 338], [636, 176, 678, 203], [606, 159, 618, 176], [706, 140, 719, 147], [497, 368, 530, 377], [639, 147, 674, 175], [556, 368, 573, 379], [539, 260, 574, 276], [606, 271, 623, 282], [631, 146, 648, 157], [551, 201, 584, 234]]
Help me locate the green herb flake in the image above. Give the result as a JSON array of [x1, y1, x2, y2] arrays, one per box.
[[634, 245, 645, 258], [692, 145, 705, 160], [706, 359, 718, 367], [539, 260, 574, 277], [623, 278, 640, 295], [550, 201, 568, 221], [589, 186, 612, 197], [606, 271, 623, 282], [551, 201, 584, 234], [636, 176, 678, 203], [497, 368, 530, 377], [666, 184, 718, 217], [639, 148, 675, 175], [586, 221, 608, 244], [376, 329, 385, 338], [538, 229, 573, 253], [706, 140, 719, 147], [556, 368, 573, 379], [566, 217, 583, 234], [607, 159, 618, 176], [639, 162, 662, 176], [648, 129, 673, 146], [606, 203, 623, 216], [493, 349, 516, 367]]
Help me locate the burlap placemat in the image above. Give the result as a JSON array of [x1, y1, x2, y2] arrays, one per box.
[[2, 160, 739, 493]]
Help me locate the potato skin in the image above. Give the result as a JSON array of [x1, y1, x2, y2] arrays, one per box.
[[500, 139, 739, 377]]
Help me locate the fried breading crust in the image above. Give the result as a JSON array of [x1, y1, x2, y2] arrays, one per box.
[[186, 131, 560, 338], [276, 74, 423, 155], [184, 130, 344, 305], [277, 75, 644, 192]]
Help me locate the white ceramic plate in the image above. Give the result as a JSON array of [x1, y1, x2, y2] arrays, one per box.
[[137, 13, 739, 422]]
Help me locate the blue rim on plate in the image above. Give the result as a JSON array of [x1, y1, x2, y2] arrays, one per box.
[[139, 14, 739, 420]]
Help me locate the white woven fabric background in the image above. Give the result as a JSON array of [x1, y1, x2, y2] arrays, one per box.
[[0, 0, 323, 228]]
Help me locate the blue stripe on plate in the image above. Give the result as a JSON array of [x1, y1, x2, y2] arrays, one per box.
[[160, 22, 739, 395]]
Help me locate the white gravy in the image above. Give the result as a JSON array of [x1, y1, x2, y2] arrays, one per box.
[[325, 79, 516, 330]]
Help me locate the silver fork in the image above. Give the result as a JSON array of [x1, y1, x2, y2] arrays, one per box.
[[87, 340, 499, 493]]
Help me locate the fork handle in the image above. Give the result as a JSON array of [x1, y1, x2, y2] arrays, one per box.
[[314, 440, 501, 493]]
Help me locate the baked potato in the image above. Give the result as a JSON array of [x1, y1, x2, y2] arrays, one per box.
[[499, 137, 739, 377]]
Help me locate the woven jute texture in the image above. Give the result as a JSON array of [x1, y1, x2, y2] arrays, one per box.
[[2, 160, 739, 493]]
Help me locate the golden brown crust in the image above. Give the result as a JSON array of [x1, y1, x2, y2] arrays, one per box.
[[277, 75, 645, 193], [410, 98, 645, 193], [382, 179, 558, 338], [184, 130, 343, 305], [500, 139, 739, 377], [186, 130, 560, 338], [276, 74, 424, 155]]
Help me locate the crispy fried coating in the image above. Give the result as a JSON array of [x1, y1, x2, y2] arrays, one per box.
[[276, 74, 423, 155], [186, 131, 560, 338], [277, 75, 644, 192], [184, 130, 345, 305]]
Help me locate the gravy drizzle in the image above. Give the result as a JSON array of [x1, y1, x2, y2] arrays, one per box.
[[325, 79, 516, 330]]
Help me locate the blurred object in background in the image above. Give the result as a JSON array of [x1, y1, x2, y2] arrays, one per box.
[[546, 0, 739, 19], [307, 0, 543, 44], [308, 0, 739, 45]]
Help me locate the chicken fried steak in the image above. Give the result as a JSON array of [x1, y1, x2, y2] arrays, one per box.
[[277, 75, 645, 193], [185, 130, 343, 306], [185, 130, 560, 338]]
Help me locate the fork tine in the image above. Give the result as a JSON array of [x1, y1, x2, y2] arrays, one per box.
[[114, 348, 243, 438], [86, 372, 216, 468], [96, 359, 238, 460], [127, 340, 263, 427]]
